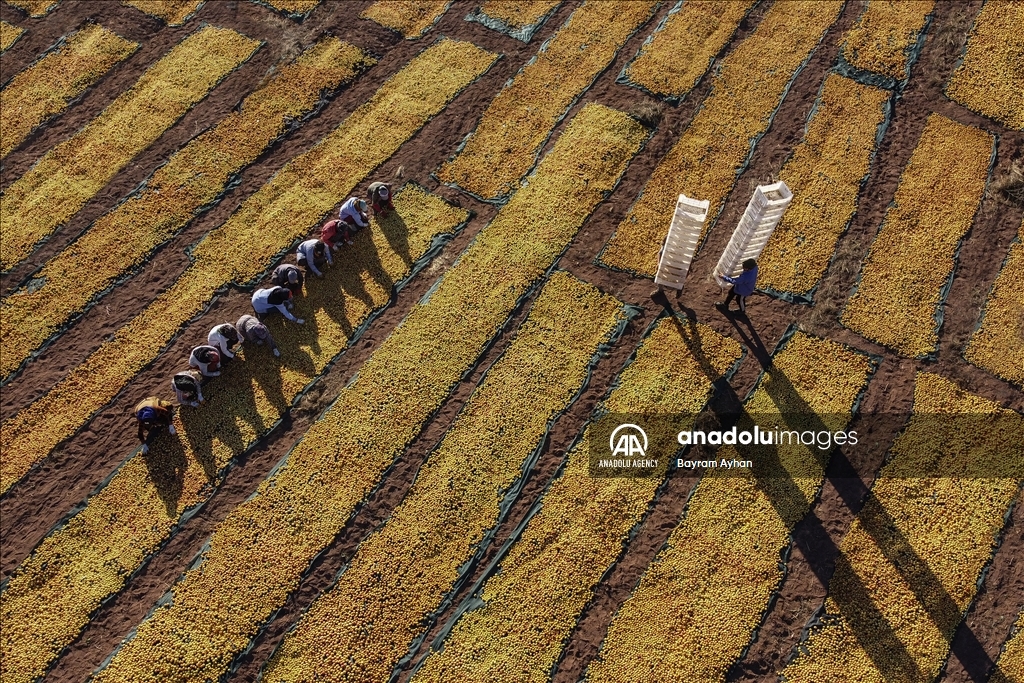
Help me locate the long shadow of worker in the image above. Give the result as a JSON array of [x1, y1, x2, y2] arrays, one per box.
[[718, 364, 997, 682], [377, 208, 412, 269], [720, 307, 771, 369], [246, 344, 292, 418], [141, 429, 187, 517], [178, 365, 266, 484]]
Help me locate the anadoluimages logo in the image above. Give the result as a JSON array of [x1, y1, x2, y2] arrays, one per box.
[[609, 423, 648, 458]]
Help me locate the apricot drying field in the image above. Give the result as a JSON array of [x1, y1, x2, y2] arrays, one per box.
[[1, 1, 1022, 682]]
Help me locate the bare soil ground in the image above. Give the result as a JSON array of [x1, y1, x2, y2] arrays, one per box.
[[1, 1, 1021, 682]]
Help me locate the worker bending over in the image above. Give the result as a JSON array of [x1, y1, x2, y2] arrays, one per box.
[[134, 396, 176, 454], [172, 370, 204, 407], [208, 322, 240, 359], [367, 182, 394, 217], [189, 344, 222, 377], [272, 263, 304, 296], [252, 286, 304, 324], [237, 314, 281, 357], [297, 238, 332, 277]]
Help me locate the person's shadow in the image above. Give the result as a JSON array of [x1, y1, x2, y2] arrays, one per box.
[[140, 428, 188, 517]]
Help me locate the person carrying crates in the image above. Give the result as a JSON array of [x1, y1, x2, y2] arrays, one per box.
[[716, 259, 759, 314]]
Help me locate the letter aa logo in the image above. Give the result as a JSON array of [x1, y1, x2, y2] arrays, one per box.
[[610, 423, 648, 458]]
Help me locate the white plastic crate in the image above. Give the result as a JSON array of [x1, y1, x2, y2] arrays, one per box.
[[713, 180, 793, 287], [654, 194, 709, 290]]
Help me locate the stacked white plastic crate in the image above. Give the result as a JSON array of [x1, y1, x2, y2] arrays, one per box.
[[654, 194, 709, 290], [714, 180, 793, 286]]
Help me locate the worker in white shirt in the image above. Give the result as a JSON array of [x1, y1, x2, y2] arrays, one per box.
[[189, 345, 222, 377], [171, 370, 204, 407], [207, 322, 240, 359], [338, 196, 370, 231], [252, 286, 304, 324], [296, 238, 331, 277]]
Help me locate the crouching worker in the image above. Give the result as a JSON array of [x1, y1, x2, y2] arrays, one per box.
[[272, 263, 304, 296], [237, 313, 281, 357], [189, 344, 222, 377], [367, 181, 394, 217], [208, 322, 240, 359], [252, 286, 304, 325], [338, 196, 370, 233], [297, 237, 332, 277], [172, 370, 204, 407], [320, 217, 351, 251], [717, 259, 759, 314], [135, 397, 175, 454]]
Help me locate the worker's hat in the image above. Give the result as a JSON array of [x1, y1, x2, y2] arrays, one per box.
[[357, 199, 368, 213], [288, 269, 299, 284], [379, 186, 389, 199]]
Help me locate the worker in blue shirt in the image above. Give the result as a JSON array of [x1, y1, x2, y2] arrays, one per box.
[[717, 259, 758, 314]]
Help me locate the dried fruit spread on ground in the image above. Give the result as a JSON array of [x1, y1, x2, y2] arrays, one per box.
[[0, 38, 495, 495], [991, 613, 1024, 683], [90, 104, 644, 683], [0, 25, 261, 271], [0, 19, 23, 51], [842, 114, 992, 358], [475, 0, 561, 36], [946, 0, 1024, 131], [587, 332, 875, 682], [599, 0, 843, 277], [437, 0, 657, 201], [758, 74, 890, 300], [411, 318, 742, 683], [123, 0, 204, 25], [842, 0, 934, 80], [0, 185, 466, 683], [2, 3, 1022, 681], [784, 373, 1023, 683], [263, 271, 626, 683], [360, 0, 452, 39], [621, 0, 755, 99], [4, 0, 57, 17], [0, 38, 372, 381], [0, 22, 137, 158], [965, 219, 1024, 386]]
